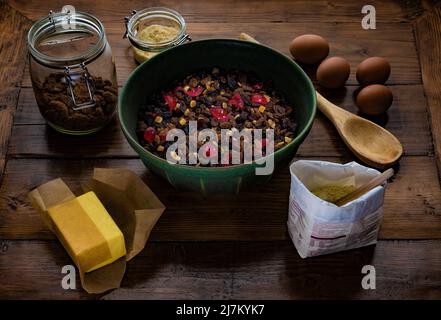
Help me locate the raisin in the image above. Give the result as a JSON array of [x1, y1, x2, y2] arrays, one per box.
[[136, 68, 296, 166]]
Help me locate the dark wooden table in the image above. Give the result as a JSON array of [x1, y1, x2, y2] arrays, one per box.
[[1, 0, 441, 299]]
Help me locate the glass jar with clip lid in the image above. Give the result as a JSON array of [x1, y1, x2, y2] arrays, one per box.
[[27, 10, 118, 135], [123, 7, 191, 63]]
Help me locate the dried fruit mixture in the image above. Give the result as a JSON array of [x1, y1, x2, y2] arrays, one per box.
[[136, 67, 297, 166]]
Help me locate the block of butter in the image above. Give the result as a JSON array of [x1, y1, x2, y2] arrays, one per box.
[[28, 170, 165, 294], [48, 191, 126, 273]]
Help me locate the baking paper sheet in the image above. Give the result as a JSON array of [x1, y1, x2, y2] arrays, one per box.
[[28, 168, 166, 293]]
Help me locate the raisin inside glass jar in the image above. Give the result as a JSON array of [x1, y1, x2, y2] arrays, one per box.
[[28, 10, 118, 135]]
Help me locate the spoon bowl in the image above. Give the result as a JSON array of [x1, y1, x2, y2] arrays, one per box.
[[317, 92, 403, 168]]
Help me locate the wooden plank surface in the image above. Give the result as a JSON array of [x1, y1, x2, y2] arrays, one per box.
[[415, 6, 441, 178], [1, 156, 440, 241], [1, 0, 441, 300], [20, 22, 421, 87], [8, 0, 430, 24], [10, 85, 433, 158], [0, 1, 31, 181], [1, 240, 440, 299]]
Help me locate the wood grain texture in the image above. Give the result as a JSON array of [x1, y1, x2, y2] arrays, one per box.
[[2, 0, 441, 300], [415, 5, 441, 179], [20, 22, 421, 87], [0, 1, 31, 181], [8, 0, 430, 24], [1, 156, 440, 241], [9, 85, 433, 158], [0, 240, 440, 299]]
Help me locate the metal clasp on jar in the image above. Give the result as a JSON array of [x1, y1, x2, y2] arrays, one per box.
[[123, 10, 137, 39], [64, 63, 96, 110], [172, 33, 191, 46]]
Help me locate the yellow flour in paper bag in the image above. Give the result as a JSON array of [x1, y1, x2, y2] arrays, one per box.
[[310, 184, 357, 204]]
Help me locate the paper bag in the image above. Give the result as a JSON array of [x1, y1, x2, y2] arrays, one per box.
[[287, 160, 386, 258], [28, 168, 166, 293], [82, 168, 165, 260]]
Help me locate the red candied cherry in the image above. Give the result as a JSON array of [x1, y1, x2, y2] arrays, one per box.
[[185, 86, 204, 97], [176, 85, 204, 97], [251, 94, 268, 105], [210, 107, 229, 122], [163, 95, 177, 111], [228, 92, 244, 109], [143, 127, 156, 142]]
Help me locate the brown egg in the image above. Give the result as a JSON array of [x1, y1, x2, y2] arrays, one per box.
[[356, 57, 391, 86], [316, 57, 350, 89], [356, 84, 393, 115], [289, 34, 329, 65]]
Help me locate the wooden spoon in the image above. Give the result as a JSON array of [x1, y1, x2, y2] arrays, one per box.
[[334, 168, 394, 206], [316, 92, 403, 168], [238, 33, 403, 169]]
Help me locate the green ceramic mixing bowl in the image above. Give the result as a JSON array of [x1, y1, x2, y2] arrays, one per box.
[[119, 39, 316, 195]]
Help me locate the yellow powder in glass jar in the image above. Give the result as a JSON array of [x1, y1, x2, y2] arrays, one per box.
[[310, 184, 357, 204], [133, 24, 180, 63]]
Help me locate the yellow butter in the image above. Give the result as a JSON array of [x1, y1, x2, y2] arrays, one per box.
[[48, 191, 126, 273]]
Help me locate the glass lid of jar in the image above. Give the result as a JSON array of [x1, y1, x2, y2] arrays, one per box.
[[28, 10, 107, 68], [124, 7, 189, 52]]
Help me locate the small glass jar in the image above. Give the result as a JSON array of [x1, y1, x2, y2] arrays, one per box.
[[28, 10, 118, 135], [124, 7, 191, 63]]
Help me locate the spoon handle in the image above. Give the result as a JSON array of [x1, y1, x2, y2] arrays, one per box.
[[239, 32, 260, 43], [316, 91, 351, 127], [334, 168, 394, 206]]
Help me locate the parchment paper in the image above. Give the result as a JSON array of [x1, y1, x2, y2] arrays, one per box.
[[28, 168, 166, 294]]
